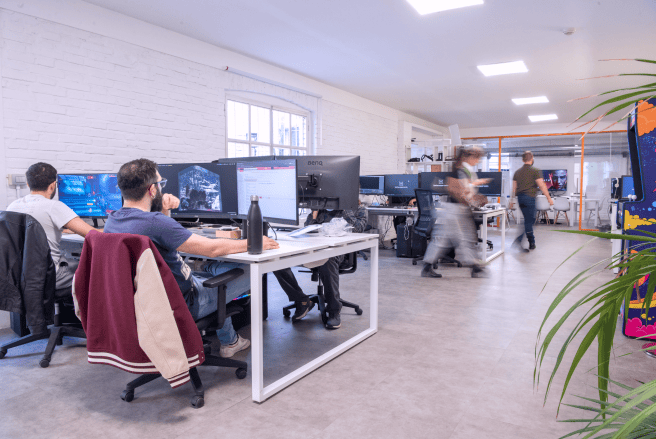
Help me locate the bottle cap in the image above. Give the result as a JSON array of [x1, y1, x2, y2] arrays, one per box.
[[251, 195, 259, 201]]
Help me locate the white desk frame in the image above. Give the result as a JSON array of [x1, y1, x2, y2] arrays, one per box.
[[63, 233, 379, 403], [473, 208, 506, 263]]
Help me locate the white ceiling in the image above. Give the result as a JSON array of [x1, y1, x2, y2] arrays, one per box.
[[83, 0, 656, 128]]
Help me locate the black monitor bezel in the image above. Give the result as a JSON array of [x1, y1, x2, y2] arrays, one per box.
[[235, 158, 299, 226], [383, 174, 419, 197], [476, 171, 503, 197], [56, 172, 122, 219]]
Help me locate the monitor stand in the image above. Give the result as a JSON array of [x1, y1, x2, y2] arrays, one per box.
[[92, 218, 99, 228], [239, 219, 270, 240]]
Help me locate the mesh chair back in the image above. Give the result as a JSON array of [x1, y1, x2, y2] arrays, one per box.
[[414, 189, 434, 237]]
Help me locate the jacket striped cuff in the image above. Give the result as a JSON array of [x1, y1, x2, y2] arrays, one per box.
[[166, 371, 191, 388]]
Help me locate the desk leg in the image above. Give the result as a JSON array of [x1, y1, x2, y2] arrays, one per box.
[[370, 242, 379, 332], [250, 264, 264, 402], [481, 214, 488, 263], [570, 202, 576, 227], [501, 212, 506, 254]]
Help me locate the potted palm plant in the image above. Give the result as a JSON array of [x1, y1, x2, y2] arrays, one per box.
[[535, 58, 656, 438]]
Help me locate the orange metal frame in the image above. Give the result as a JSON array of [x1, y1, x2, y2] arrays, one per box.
[[462, 130, 625, 231]]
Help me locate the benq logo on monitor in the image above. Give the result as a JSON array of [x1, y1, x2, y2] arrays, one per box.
[[308, 160, 323, 166]]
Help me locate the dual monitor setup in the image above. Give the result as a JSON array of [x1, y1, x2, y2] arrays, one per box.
[[55, 156, 361, 226], [359, 172, 504, 198]]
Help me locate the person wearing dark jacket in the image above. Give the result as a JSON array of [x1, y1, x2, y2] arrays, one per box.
[[273, 205, 367, 330], [0, 211, 56, 335]]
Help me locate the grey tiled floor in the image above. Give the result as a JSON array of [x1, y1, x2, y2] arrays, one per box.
[[1, 224, 651, 438]]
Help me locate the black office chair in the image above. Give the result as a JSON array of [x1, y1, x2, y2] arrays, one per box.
[[120, 268, 248, 408], [282, 253, 363, 326], [0, 211, 86, 367], [357, 224, 374, 260], [411, 189, 461, 268], [474, 215, 494, 250]]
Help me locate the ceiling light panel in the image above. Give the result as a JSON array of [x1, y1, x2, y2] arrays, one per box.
[[512, 96, 549, 105], [406, 0, 484, 15], [529, 114, 558, 122], [477, 61, 528, 77]]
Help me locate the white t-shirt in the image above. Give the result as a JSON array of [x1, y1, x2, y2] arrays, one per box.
[[7, 194, 78, 266]]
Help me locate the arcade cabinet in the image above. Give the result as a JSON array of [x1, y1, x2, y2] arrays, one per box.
[[620, 98, 656, 339]]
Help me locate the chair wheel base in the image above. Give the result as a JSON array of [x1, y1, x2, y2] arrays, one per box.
[[283, 309, 291, 318], [355, 308, 363, 316], [0, 349, 6, 359], [235, 367, 247, 379], [412, 260, 417, 265], [121, 390, 134, 402], [191, 395, 204, 409], [39, 358, 50, 368]]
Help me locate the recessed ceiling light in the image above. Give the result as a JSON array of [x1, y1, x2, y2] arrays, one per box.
[[529, 114, 558, 122], [477, 61, 528, 77], [512, 96, 549, 105], [406, 0, 484, 15]]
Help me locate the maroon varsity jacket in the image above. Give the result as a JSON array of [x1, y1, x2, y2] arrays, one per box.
[[72, 230, 205, 388]]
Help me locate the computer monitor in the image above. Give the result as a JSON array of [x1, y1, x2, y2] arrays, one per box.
[[610, 177, 620, 199], [419, 172, 449, 195], [157, 162, 239, 219], [619, 175, 635, 200], [236, 159, 298, 225], [217, 156, 277, 164], [57, 173, 122, 218], [296, 156, 360, 211], [542, 169, 567, 191], [384, 174, 418, 197], [477, 172, 503, 196], [359, 176, 384, 195]]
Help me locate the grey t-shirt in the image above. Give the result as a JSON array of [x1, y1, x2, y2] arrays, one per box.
[[7, 194, 78, 266]]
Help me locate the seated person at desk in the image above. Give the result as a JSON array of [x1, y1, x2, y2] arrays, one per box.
[[104, 159, 279, 358], [273, 205, 367, 330], [7, 162, 96, 289]]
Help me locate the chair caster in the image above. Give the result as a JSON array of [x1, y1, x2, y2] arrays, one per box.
[[355, 308, 363, 316], [235, 367, 247, 379], [121, 390, 134, 402], [39, 358, 50, 368], [412, 260, 417, 265], [283, 309, 291, 318], [0, 349, 6, 359], [457, 262, 462, 268], [190, 395, 204, 409]]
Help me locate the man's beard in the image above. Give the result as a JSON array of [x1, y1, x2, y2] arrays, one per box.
[[151, 187, 164, 213], [50, 187, 57, 200]]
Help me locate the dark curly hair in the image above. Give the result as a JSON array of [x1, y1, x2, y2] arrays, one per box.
[[117, 158, 158, 201], [26, 162, 58, 191]]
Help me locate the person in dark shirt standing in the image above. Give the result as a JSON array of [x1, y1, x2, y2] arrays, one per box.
[[509, 151, 553, 250]]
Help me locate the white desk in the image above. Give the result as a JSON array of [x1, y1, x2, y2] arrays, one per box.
[[63, 231, 379, 403], [365, 206, 418, 217], [472, 208, 506, 263]]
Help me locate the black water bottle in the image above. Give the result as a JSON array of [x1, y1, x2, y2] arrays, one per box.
[[247, 195, 263, 254]]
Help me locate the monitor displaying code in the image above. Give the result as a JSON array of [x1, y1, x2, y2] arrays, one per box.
[[237, 159, 298, 224]]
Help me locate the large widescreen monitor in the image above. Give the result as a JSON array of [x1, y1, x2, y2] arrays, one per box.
[[158, 162, 239, 219], [542, 169, 567, 191], [236, 159, 298, 225], [57, 173, 122, 218], [419, 172, 449, 195], [359, 176, 384, 195], [296, 156, 360, 211], [477, 172, 503, 196], [384, 174, 418, 197]]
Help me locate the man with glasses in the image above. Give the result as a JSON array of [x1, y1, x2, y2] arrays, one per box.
[[7, 162, 96, 289], [104, 159, 279, 358]]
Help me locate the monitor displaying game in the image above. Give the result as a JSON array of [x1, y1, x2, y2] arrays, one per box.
[[620, 175, 635, 200], [57, 173, 122, 218], [542, 169, 567, 191], [158, 162, 239, 219]]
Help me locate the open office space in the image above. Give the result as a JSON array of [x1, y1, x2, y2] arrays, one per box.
[[1, 1, 656, 438]]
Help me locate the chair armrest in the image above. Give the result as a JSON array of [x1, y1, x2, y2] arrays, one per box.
[[202, 268, 244, 288]]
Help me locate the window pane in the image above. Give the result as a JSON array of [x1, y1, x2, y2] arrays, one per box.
[[227, 100, 249, 141], [290, 149, 306, 156], [250, 105, 270, 144], [252, 145, 272, 157], [291, 114, 306, 148], [273, 147, 290, 156], [273, 110, 290, 146], [228, 142, 249, 158]]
